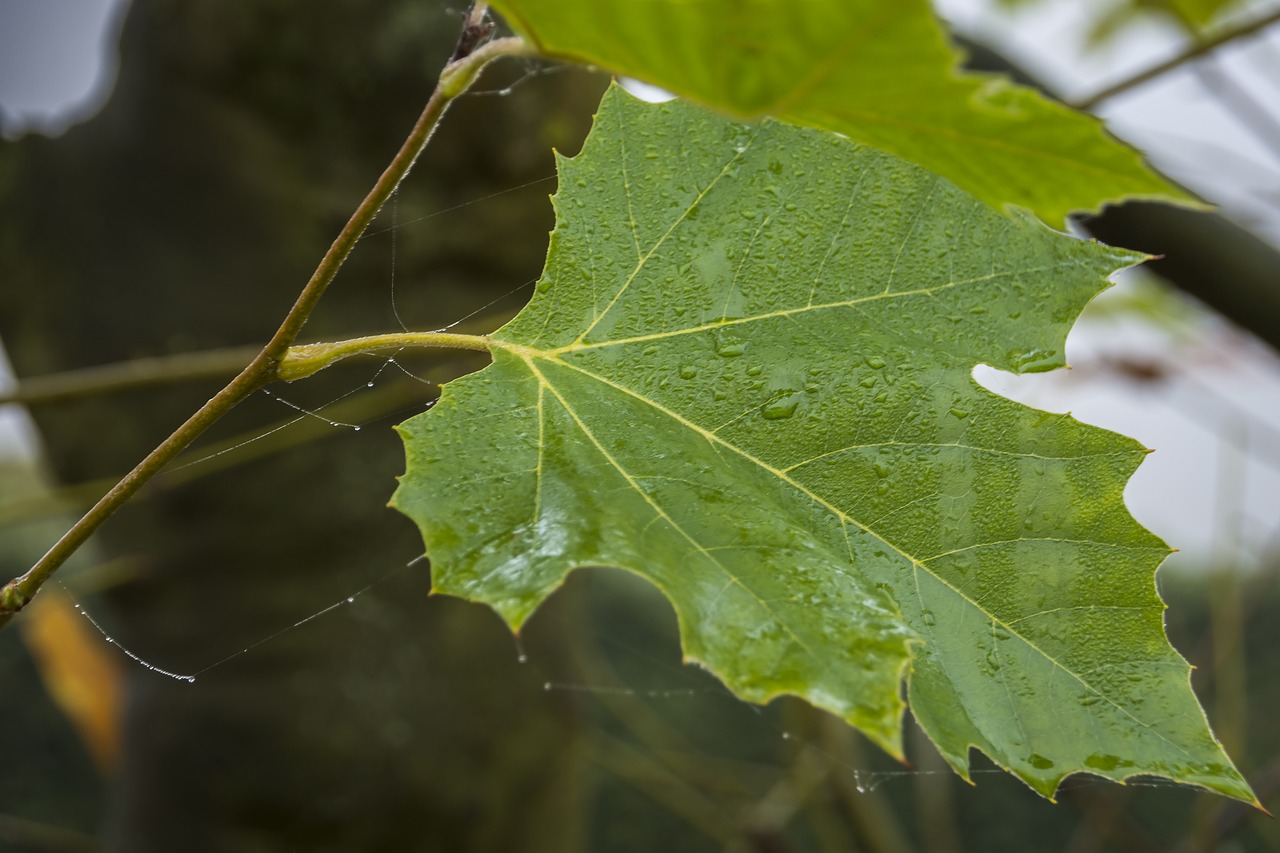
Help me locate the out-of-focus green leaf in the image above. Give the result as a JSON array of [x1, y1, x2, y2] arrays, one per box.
[[1084, 0, 1246, 49], [993, 0, 1245, 49], [487, 0, 1194, 227], [393, 86, 1254, 802]]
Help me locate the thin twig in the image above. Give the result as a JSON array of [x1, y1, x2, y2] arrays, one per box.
[[0, 346, 260, 408], [0, 30, 533, 630], [1071, 7, 1280, 110]]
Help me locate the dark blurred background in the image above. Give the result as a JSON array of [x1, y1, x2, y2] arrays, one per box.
[[1, 1, 1278, 851]]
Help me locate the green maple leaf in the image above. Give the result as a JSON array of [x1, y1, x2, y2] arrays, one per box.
[[392, 86, 1253, 802], [486, 0, 1194, 228]]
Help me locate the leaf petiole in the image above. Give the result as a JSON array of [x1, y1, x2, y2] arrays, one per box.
[[278, 332, 495, 381]]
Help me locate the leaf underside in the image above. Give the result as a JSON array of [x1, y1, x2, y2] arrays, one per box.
[[393, 87, 1253, 803], [487, 0, 1194, 228]]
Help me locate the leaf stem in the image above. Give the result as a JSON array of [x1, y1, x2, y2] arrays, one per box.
[[0, 30, 533, 631], [278, 332, 494, 381], [1071, 8, 1280, 110]]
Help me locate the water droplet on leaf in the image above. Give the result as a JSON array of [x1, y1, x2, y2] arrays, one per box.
[[762, 394, 800, 420]]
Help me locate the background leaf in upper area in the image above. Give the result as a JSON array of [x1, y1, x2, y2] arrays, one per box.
[[486, 0, 1195, 228], [995, 0, 1247, 50], [393, 85, 1255, 803]]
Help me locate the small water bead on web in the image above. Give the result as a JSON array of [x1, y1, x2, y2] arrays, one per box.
[[65, 588, 197, 683], [363, 177, 556, 241], [540, 681, 703, 699], [166, 357, 432, 475], [63, 542, 1008, 800], [531, 669, 959, 795], [59, 556, 427, 683], [465, 58, 574, 99], [514, 634, 529, 664], [260, 388, 365, 431]]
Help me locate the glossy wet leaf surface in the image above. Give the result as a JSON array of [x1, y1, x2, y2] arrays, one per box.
[[393, 87, 1253, 802], [487, 0, 1193, 227]]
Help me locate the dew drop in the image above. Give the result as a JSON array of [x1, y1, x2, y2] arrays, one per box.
[[865, 356, 886, 369], [920, 610, 937, 627], [762, 394, 800, 420], [715, 341, 746, 358], [679, 365, 698, 380], [1013, 348, 1058, 372]]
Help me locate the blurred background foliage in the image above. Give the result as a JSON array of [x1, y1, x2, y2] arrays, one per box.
[[1, 1, 1278, 850], [993, 0, 1247, 47]]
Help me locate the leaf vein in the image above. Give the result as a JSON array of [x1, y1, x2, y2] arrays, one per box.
[[783, 440, 1134, 474], [522, 353, 818, 664], [541, 354, 1196, 757], [570, 132, 758, 347], [550, 263, 1062, 356]]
